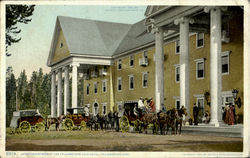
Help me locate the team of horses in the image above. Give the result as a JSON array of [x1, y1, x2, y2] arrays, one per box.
[[44, 107, 187, 135]]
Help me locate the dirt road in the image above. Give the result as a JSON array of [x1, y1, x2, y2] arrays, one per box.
[[6, 130, 243, 151]]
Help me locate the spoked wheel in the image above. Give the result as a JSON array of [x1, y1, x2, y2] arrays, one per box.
[[119, 116, 129, 132], [134, 119, 142, 133], [35, 122, 45, 132], [80, 120, 87, 131], [63, 118, 74, 131], [19, 121, 31, 133]]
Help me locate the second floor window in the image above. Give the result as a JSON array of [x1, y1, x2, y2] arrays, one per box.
[[86, 84, 90, 95], [196, 33, 204, 48], [142, 72, 148, 88], [222, 54, 229, 74], [176, 40, 180, 54], [102, 80, 107, 93], [129, 75, 134, 90], [117, 77, 122, 91], [175, 66, 180, 82], [94, 82, 97, 94], [130, 55, 134, 67], [196, 60, 205, 79], [118, 59, 122, 70]]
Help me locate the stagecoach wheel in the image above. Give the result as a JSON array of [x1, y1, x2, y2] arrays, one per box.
[[35, 122, 45, 132], [19, 121, 31, 133], [80, 121, 87, 131], [119, 116, 129, 132], [64, 118, 74, 131], [134, 119, 142, 133]]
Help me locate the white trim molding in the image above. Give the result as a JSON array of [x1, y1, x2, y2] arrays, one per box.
[[196, 33, 205, 48], [194, 58, 205, 80]]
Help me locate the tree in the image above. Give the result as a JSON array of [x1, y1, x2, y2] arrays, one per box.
[[17, 70, 28, 110], [6, 67, 16, 127], [6, 5, 35, 55]]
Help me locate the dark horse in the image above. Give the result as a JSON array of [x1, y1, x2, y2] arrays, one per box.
[[157, 108, 177, 135], [107, 111, 115, 131], [175, 106, 187, 134], [141, 113, 158, 134], [46, 115, 65, 131]]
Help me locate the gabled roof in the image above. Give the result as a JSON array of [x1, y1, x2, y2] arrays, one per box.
[[47, 16, 155, 66], [58, 16, 132, 56]]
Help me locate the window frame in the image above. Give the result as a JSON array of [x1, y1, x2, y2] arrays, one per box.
[[86, 83, 90, 96], [142, 72, 148, 88], [175, 98, 180, 110], [94, 82, 98, 94], [174, 64, 180, 83], [129, 74, 134, 90], [196, 33, 204, 48], [175, 39, 180, 54], [102, 79, 107, 93], [221, 51, 230, 75], [195, 58, 205, 80], [117, 59, 122, 70], [117, 77, 122, 92], [130, 55, 134, 67], [102, 103, 107, 115]]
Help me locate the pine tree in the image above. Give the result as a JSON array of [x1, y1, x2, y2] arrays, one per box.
[[17, 70, 28, 110]]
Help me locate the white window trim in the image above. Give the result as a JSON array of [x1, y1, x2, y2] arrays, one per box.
[[102, 79, 107, 93], [142, 72, 148, 88], [117, 77, 122, 92], [196, 33, 204, 48], [117, 59, 122, 71], [129, 74, 134, 90], [174, 64, 180, 83], [94, 82, 98, 94], [221, 51, 230, 75], [195, 58, 205, 80], [130, 55, 134, 67], [175, 39, 180, 54], [117, 102, 124, 117], [102, 103, 107, 115], [86, 83, 90, 96], [222, 91, 235, 107]]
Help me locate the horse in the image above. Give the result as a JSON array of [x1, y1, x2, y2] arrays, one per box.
[[175, 106, 187, 134], [157, 108, 177, 135], [45, 114, 65, 131], [108, 111, 115, 131], [141, 113, 158, 134]]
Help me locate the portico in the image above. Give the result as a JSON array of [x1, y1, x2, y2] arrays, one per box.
[[145, 6, 233, 126]]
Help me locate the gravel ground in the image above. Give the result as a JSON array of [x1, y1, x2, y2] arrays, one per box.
[[6, 130, 243, 151]]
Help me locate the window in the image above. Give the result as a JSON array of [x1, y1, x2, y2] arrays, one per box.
[[93, 103, 99, 116], [143, 51, 148, 60], [196, 33, 204, 48], [118, 59, 122, 70], [196, 97, 205, 123], [117, 77, 122, 91], [176, 40, 180, 54], [195, 58, 205, 79], [222, 54, 229, 75], [102, 103, 107, 115], [175, 65, 180, 82], [102, 80, 107, 93], [60, 41, 63, 48], [130, 55, 134, 67], [117, 103, 123, 116], [176, 99, 180, 110], [94, 82, 97, 94], [129, 75, 134, 90], [142, 72, 148, 88], [86, 84, 90, 95]]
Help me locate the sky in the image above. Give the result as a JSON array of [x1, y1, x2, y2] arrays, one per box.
[[6, 5, 147, 79]]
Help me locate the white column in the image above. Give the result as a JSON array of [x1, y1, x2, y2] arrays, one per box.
[[174, 17, 193, 118], [154, 26, 165, 112], [71, 63, 79, 113], [205, 7, 223, 127], [51, 71, 56, 117], [57, 68, 62, 117], [244, 3, 250, 156], [64, 66, 69, 115]]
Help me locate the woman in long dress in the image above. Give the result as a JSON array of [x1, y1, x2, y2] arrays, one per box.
[[228, 105, 235, 125]]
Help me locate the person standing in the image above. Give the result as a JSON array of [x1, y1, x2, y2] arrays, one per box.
[[138, 97, 144, 117], [193, 103, 199, 125], [149, 98, 155, 113]]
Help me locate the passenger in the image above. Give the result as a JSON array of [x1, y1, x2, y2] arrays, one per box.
[[138, 97, 144, 117]]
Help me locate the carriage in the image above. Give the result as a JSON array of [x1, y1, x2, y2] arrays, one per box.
[[119, 102, 156, 133], [63, 107, 90, 131], [10, 109, 45, 133]]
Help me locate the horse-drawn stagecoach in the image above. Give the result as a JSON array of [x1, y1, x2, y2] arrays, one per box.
[[10, 109, 45, 133]]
